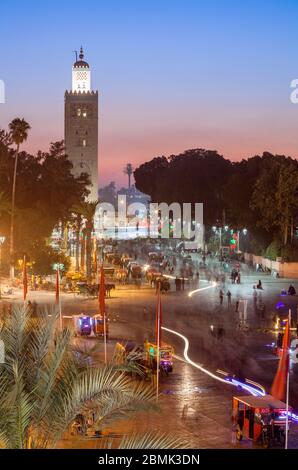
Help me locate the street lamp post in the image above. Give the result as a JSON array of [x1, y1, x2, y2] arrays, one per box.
[[237, 228, 248, 253], [0, 236, 6, 299], [212, 226, 228, 256], [53, 263, 64, 330]]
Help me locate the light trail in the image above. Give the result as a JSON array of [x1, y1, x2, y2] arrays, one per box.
[[217, 369, 266, 395], [162, 326, 265, 396], [163, 274, 188, 281], [188, 282, 217, 298]]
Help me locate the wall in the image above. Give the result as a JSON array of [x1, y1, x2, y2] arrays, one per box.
[[244, 253, 298, 279]]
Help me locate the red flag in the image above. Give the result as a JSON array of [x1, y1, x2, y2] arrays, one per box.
[[99, 265, 106, 318], [155, 287, 162, 346], [23, 255, 28, 301], [55, 267, 60, 304], [271, 313, 291, 401]]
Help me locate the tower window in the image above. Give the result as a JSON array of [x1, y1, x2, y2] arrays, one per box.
[[83, 110, 87, 117], [82, 139, 87, 147], [77, 108, 81, 117]]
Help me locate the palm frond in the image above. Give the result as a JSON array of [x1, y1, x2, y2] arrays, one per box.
[[0, 305, 173, 449], [118, 432, 189, 449]]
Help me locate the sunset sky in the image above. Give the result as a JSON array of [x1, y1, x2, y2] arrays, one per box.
[[1, 0, 298, 187]]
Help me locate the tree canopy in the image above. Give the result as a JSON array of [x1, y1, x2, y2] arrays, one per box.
[[134, 149, 298, 258], [0, 128, 90, 272]]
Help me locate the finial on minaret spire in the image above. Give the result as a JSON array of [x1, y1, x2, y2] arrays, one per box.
[[79, 46, 84, 60]]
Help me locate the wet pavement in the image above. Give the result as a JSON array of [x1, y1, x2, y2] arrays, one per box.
[[3, 257, 298, 448], [57, 336, 298, 449]]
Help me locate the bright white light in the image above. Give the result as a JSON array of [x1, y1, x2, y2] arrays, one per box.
[[162, 326, 265, 396], [162, 327, 235, 385], [188, 283, 216, 298]]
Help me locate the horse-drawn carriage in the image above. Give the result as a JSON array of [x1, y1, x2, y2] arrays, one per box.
[[75, 282, 98, 297], [148, 252, 164, 263], [75, 282, 115, 298], [130, 263, 142, 279]]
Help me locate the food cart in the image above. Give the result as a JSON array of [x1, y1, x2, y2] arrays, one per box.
[[73, 315, 92, 336], [92, 314, 109, 338], [114, 341, 174, 376], [144, 341, 174, 374], [233, 394, 292, 448]]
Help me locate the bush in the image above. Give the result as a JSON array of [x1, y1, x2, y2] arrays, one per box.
[[265, 240, 282, 261], [30, 244, 71, 275], [250, 238, 266, 256]]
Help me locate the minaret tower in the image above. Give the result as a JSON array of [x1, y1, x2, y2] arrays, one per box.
[[64, 47, 98, 200]]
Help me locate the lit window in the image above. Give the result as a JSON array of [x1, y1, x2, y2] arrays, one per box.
[[83, 110, 87, 117], [82, 139, 87, 147], [77, 108, 81, 117]]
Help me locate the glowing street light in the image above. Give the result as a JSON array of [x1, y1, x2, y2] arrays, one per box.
[[237, 228, 248, 252]]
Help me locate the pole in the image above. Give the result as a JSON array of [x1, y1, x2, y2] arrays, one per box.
[[58, 266, 63, 331], [156, 289, 161, 402], [219, 227, 222, 256], [23, 255, 27, 304], [285, 309, 291, 449], [99, 265, 107, 364], [0, 244, 2, 300], [103, 264, 107, 365], [237, 230, 240, 253], [104, 309, 107, 364]]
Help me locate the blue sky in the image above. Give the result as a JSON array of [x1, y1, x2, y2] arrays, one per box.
[[1, 0, 298, 185]]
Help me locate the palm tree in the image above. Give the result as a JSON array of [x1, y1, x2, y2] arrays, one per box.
[[123, 163, 133, 189], [72, 201, 98, 282], [80, 227, 86, 274], [8, 118, 31, 279], [0, 191, 10, 217], [74, 213, 83, 271], [0, 305, 160, 449]]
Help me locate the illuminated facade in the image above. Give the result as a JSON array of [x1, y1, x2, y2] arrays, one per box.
[[64, 47, 98, 200]]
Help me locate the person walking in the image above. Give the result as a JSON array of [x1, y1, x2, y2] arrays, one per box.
[[231, 420, 237, 444], [226, 290, 232, 307], [260, 303, 266, 319], [219, 289, 224, 305]]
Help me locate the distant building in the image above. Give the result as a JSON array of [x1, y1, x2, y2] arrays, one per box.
[[117, 184, 151, 211], [64, 47, 98, 200], [98, 182, 151, 212]]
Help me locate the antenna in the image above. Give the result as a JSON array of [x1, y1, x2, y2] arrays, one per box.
[[73, 50, 78, 62]]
